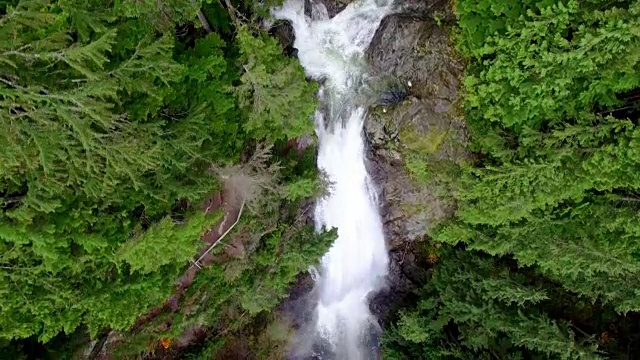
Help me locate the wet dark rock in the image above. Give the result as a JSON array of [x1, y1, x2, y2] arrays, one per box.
[[369, 248, 429, 325], [393, 0, 455, 18], [377, 85, 408, 106], [308, 0, 352, 18], [288, 47, 299, 58], [270, 20, 298, 58], [280, 274, 317, 331], [367, 14, 461, 101], [304, 0, 312, 17]]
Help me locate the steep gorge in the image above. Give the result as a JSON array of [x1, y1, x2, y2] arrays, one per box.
[[271, 0, 468, 356]]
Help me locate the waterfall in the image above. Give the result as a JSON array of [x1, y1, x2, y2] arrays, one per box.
[[273, 1, 392, 358]]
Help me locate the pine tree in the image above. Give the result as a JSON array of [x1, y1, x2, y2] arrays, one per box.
[[458, 0, 640, 130], [436, 0, 640, 314], [396, 1, 640, 358], [384, 249, 598, 359], [236, 25, 318, 142]]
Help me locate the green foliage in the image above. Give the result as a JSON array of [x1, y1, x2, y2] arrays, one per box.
[[384, 250, 599, 359], [236, 25, 318, 142], [436, 0, 640, 312], [390, 0, 640, 359], [112, 215, 336, 358], [117, 212, 222, 274], [283, 177, 321, 201], [458, 0, 640, 130], [0, 0, 322, 351]]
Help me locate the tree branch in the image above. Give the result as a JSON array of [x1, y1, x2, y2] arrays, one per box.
[[218, 0, 248, 25], [0, 76, 23, 90], [197, 9, 212, 33], [618, 197, 640, 202], [192, 200, 245, 267]]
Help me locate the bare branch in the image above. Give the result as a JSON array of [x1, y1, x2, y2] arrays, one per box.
[[197, 9, 212, 33], [211, 144, 282, 212], [192, 200, 245, 267], [218, 0, 249, 25], [0, 77, 24, 90]]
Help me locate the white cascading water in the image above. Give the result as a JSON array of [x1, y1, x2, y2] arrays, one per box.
[[273, 0, 392, 358]]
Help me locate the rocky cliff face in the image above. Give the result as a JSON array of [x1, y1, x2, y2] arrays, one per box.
[[367, 0, 465, 246], [365, 0, 468, 320]]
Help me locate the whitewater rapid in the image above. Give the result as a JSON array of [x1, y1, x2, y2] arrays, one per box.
[[273, 0, 392, 358]]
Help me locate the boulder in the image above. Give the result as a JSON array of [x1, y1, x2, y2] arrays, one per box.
[[367, 13, 460, 102], [392, 0, 455, 18], [269, 20, 299, 58], [307, 0, 352, 18]]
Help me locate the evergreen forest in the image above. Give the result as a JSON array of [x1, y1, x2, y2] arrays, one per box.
[[1, 0, 640, 359], [0, 0, 334, 358], [384, 0, 640, 359]]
